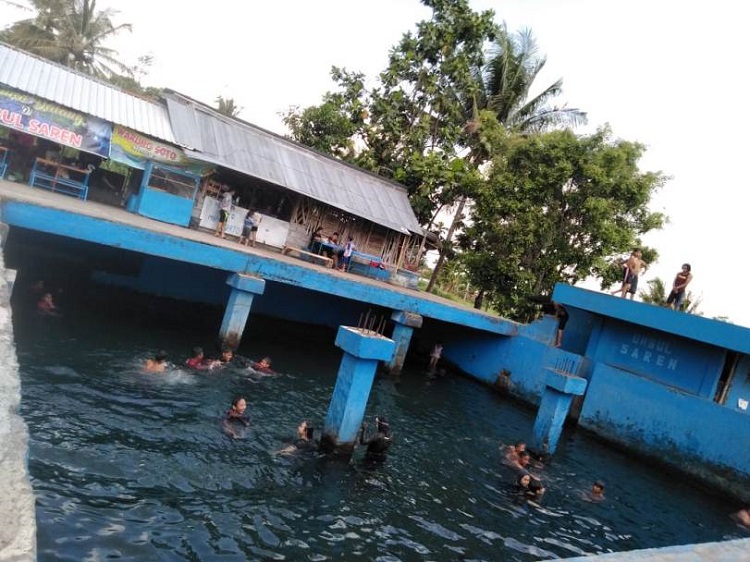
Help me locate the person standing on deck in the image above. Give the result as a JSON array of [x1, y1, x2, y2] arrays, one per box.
[[611, 249, 648, 300], [214, 188, 235, 239], [666, 263, 693, 310]]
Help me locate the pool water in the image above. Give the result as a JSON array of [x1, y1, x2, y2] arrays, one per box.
[[12, 289, 748, 561]]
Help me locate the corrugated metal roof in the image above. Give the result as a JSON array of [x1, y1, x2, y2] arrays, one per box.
[[0, 42, 175, 144], [166, 94, 422, 235]]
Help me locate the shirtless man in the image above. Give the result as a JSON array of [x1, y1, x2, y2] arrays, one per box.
[[612, 249, 648, 300]]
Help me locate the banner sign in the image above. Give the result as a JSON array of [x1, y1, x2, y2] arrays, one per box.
[[110, 125, 189, 170], [0, 87, 111, 157]]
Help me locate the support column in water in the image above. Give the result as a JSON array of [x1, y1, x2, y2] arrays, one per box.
[[530, 370, 588, 456], [386, 310, 423, 376], [320, 326, 396, 458], [219, 273, 265, 348]]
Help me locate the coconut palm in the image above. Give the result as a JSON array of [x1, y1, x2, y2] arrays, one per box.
[[215, 96, 242, 118], [471, 25, 587, 133], [0, 0, 132, 77]]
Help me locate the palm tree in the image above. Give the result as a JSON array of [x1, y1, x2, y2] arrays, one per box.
[[0, 0, 132, 77], [427, 25, 588, 295], [215, 96, 242, 118], [471, 25, 587, 134]]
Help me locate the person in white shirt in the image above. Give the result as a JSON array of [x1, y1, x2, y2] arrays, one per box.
[[214, 189, 235, 239]]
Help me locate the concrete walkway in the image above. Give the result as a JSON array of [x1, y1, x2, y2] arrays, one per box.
[[557, 537, 750, 561]]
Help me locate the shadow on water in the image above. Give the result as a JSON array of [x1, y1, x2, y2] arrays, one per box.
[[12, 282, 750, 561]]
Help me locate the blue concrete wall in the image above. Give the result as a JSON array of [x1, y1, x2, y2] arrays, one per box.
[[591, 319, 724, 398], [579, 362, 750, 500]]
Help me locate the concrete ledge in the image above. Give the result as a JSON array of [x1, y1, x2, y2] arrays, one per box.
[[544, 368, 588, 395], [335, 326, 395, 361], [559, 537, 750, 561], [391, 310, 423, 328], [225, 272, 265, 294]]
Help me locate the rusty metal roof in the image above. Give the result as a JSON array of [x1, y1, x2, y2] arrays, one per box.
[[165, 93, 422, 235], [0, 42, 175, 143]]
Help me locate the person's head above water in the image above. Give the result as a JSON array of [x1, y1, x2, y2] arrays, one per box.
[[375, 416, 391, 436], [517, 473, 531, 488], [221, 347, 234, 362], [230, 395, 247, 415], [191, 346, 203, 358], [592, 481, 605, 494], [258, 357, 272, 368], [155, 350, 167, 362]]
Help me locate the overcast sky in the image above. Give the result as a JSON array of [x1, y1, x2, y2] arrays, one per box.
[[2, 0, 747, 325]]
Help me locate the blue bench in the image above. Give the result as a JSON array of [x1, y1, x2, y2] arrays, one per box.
[[29, 158, 91, 200], [347, 251, 391, 280]]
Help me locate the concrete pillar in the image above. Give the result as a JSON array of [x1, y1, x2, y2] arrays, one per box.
[[320, 326, 396, 458], [386, 310, 423, 375], [219, 273, 265, 348], [530, 369, 588, 456]]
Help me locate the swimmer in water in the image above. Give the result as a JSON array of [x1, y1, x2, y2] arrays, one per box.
[[37, 292, 59, 316], [504, 441, 526, 465], [731, 507, 750, 529], [359, 415, 393, 461], [275, 420, 317, 455], [250, 356, 275, 374], [144, 351, 167, 373], [185, 346, 211, 370], [514, 472, 546, 500], [222, 395, 250, 439], [583, 481, 605, 503]]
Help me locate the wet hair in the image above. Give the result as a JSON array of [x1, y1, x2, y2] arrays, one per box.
[[191, 346, 203, 357], [517, 473, 531, 487], [682, 263, 691, 272], [594, 481, 605, 489], [155, 350, 167, 362], [231, 395, 246, 408], [376, 416, 391, 436], [305, 426, 314, 440], [518, 451, 530, 459]]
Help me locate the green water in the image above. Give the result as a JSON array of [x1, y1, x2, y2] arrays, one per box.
[[12, 289, 748, 561]]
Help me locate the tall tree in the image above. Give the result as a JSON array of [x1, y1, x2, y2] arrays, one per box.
[[1, 0, 132, 78], [460, 126, 666, 320]]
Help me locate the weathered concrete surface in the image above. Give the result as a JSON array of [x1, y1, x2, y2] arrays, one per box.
[[556, 537, 750, 561], [0, 244, 36, 561]]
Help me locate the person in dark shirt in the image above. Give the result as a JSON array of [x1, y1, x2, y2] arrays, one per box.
[[359, 415, 393, 461]]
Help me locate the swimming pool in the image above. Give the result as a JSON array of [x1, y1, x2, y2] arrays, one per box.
[[13, 292, 748, 561]]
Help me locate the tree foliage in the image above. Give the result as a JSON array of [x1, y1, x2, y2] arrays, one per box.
[[459, 126, 666, 320], [1, 0, 133, 78], [215, 96, 242, 118]]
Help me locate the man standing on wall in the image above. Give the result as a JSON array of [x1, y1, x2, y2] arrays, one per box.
[[214, 188, 235, 239], [612, 249, 648, 300]]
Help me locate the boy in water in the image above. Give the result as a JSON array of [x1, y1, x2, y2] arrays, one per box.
[[144, 351, 168, 373], [359, 415, 393, 461], [429, 341, 443, 373], [222, 395, 250, 439], [612, 249, 648, 300]]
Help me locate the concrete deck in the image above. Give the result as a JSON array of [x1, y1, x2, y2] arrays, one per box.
[[558, 537, 750, 561], [0, 180, 517, 336]]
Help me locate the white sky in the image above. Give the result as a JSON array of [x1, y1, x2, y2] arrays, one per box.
[[2, 0, 747, 324]]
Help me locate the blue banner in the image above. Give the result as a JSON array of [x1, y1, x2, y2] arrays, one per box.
[[0, 87, 111, 157]]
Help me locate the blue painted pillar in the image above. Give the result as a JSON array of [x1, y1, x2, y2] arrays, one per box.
[[387, 310, 423, 375], [219, 273, 266, 348], [320, 326, 396, 457], [530, 370, 588, 456]]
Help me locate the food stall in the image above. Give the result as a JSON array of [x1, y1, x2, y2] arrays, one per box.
[[198, 195, 290, 247]]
